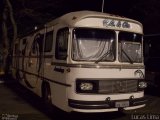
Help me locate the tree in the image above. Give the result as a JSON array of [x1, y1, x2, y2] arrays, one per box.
[[1, 0, 17, 75]]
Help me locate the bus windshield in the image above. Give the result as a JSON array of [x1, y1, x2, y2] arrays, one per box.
[[72, 28, 116, 62], [118, 32, 143, 63]]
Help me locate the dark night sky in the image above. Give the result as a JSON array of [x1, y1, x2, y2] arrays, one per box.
[[4, 0, 160, 35]]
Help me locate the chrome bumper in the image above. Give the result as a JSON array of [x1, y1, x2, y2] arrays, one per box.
[[68, 97, 147, 109]]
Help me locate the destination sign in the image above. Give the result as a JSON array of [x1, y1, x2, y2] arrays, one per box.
[[103, 19, 131, 29]]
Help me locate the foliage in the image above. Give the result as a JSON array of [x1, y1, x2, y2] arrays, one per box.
[[1, 0, 17, 75]]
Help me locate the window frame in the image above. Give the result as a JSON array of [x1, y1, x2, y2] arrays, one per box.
[[55, 27, 69, 60], [118, 31, 143, 63], [71, 27, 116, 62], [44, 31, 54, 52]]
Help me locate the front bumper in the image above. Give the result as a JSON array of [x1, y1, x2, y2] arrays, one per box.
[[68, 97, 147, 110]]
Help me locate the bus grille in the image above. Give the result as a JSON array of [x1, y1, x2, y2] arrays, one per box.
[[99, 80, 138, 94]]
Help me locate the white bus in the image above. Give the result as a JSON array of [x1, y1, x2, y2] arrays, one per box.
[[11, 11, 147, 113]]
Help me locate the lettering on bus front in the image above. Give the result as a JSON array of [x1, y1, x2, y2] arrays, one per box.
[[103, 19, 131, 29]]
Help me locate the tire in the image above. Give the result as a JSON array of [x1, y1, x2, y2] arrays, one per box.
[[43, 83, 52, 104], [42, 83, 53, 113]]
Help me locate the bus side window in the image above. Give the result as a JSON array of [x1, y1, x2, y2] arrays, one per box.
[[32, 33, 44, 54], [55, 28, 69, 60], [45, 31, 53, 52]]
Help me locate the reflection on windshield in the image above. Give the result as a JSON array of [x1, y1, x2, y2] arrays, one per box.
[[72, 28, 115, 62], [118, 32, 142, 63]]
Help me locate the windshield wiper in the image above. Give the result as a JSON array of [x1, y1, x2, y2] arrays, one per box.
[[95, 50, 112, 64], [121, 49, 133, 64]]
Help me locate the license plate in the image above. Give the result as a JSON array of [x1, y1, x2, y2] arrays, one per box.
[[115, 101, 129, 108]]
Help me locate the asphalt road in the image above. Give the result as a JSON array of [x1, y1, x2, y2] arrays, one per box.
[[0, 78, 160, 120]]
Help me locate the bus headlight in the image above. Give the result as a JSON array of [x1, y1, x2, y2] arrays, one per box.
[[138, 81, 147, 89], [76, 80, 98, 93], [80, 82, 93, 90]]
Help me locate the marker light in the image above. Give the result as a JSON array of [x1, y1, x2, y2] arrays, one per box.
[[138, 81, 147, 89]]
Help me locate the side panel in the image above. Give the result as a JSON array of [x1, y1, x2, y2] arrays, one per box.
[[42, 27, 71, 111]]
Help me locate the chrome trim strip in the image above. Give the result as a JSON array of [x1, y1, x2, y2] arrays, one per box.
[[52, 62, 144, 69]]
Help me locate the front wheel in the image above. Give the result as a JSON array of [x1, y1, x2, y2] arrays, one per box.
[[42, 83, 53, 114], [43, 84, 52, 105]]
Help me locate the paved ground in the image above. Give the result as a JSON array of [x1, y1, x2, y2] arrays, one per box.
[[0, 81, 50, 120], [0, 78, 160, 120]]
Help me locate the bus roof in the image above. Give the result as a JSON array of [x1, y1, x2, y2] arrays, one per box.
[[45, 10, 142, 28], [17, 11, 143, 39]]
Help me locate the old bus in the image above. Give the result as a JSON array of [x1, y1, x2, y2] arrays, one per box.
[[11, 11, 147, 113]]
